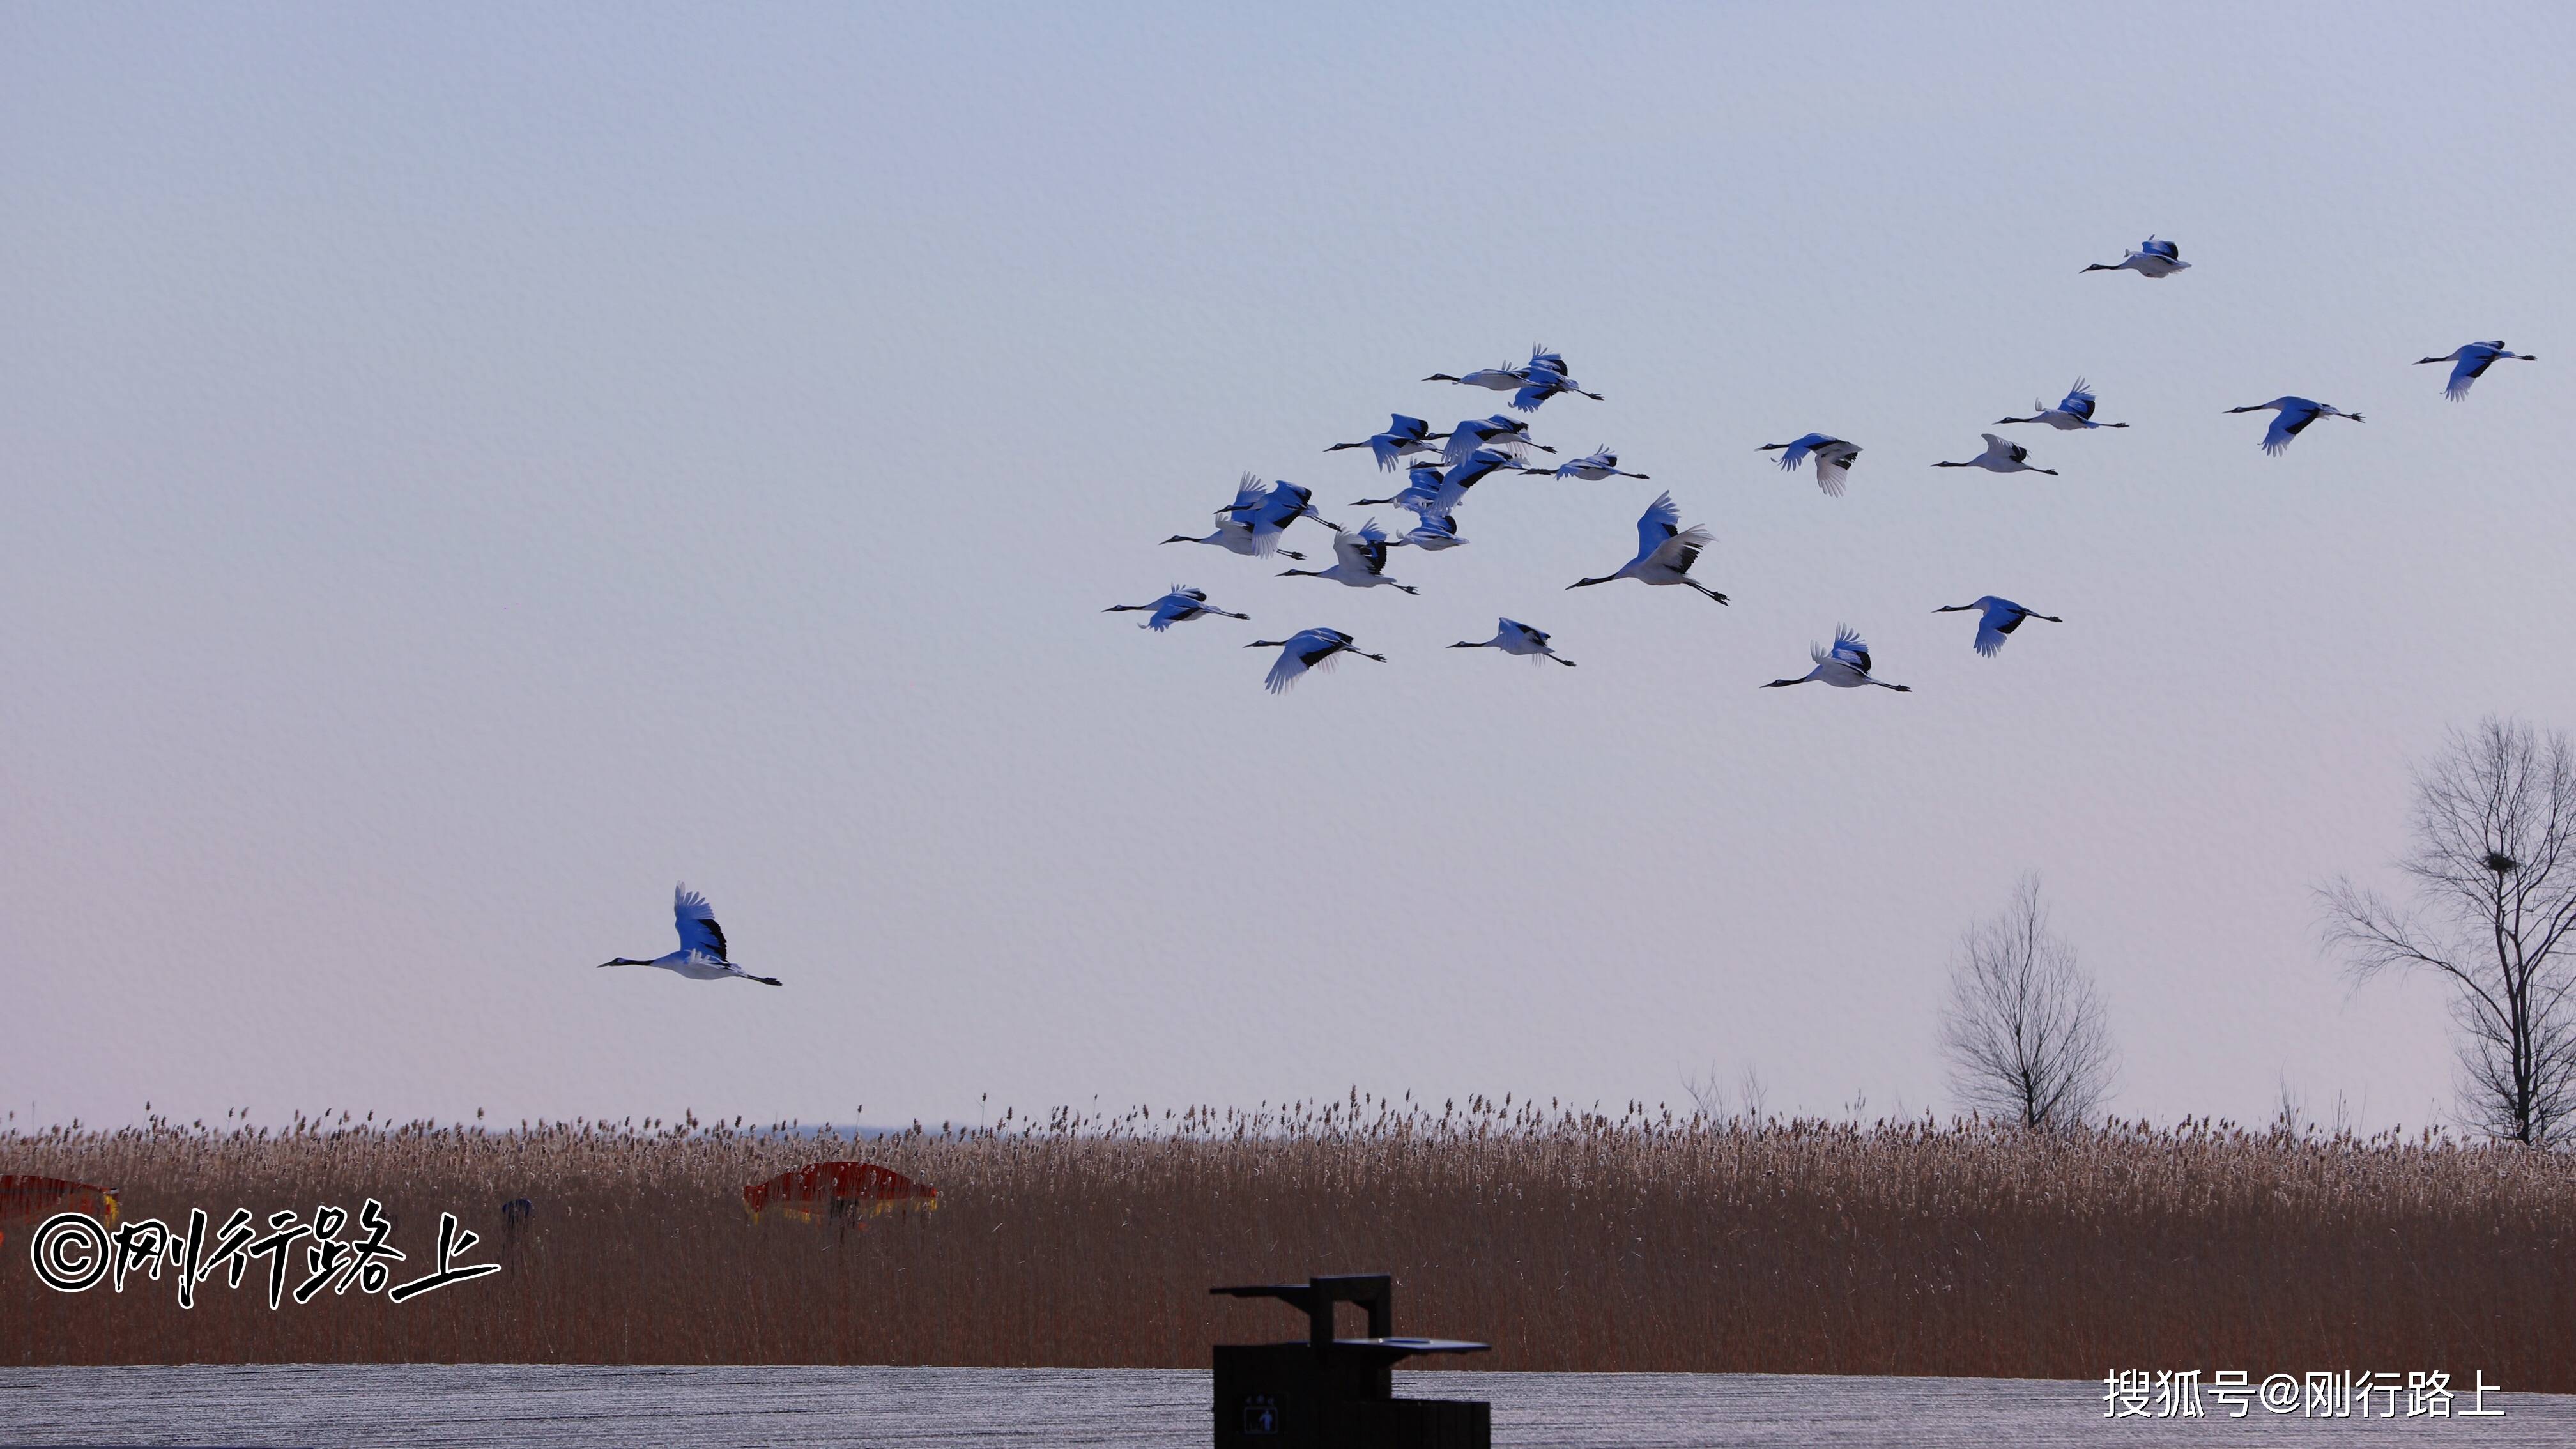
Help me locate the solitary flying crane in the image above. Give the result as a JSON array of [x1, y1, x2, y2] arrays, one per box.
[[1280, 518, 1420, 594], [2415, 341, 2536, 401], [1245, 627, 1386, 694], [2083, 235, 2189, 279], [1936, 434, 2058, 475], [1759, 434, 1862, 496], [1326, 414, 1448, 470], [1522, 447, 1648, 480], [597, 885, 782, 986], [1568, 491, 1729, 603], [1763, 626, 1911, 691], [1103, 586, 1249, 631], [1451, 618, 1574, 666], [2225, 397, 2364, 455], [1997, 379, 2128, 431], [1163, 476, 1306, 560], [1934, 596, 2062, 657]]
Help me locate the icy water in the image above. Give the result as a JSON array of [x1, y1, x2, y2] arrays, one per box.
[[3, 1364, 2569, 1447]]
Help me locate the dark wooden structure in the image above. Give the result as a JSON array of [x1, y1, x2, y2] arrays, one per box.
[[1209, 1273, 1489, 1448]]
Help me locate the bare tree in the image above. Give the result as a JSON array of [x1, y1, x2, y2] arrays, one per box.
[[1939, 875, 2117, 1129], [1679, 1064, 1769, 1123], [1681, 1064, 1726, 1120], [2320, 717, 2576, 1147]]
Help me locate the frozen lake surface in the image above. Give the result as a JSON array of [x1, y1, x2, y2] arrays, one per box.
[[3, 1363, 2568, 1446]]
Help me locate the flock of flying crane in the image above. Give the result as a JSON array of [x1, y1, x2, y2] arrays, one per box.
[[1117, 233, 2538, 696], [594, 237, 2538, 989]]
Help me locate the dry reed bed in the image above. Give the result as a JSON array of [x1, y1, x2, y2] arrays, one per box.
[[6, 1098, 2572, 1387]]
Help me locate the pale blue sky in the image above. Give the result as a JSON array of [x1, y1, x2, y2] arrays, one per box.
[[6, 3, 2572, 1133]]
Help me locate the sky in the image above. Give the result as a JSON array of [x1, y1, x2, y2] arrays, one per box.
[[6, 3, 2574, 1136]]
